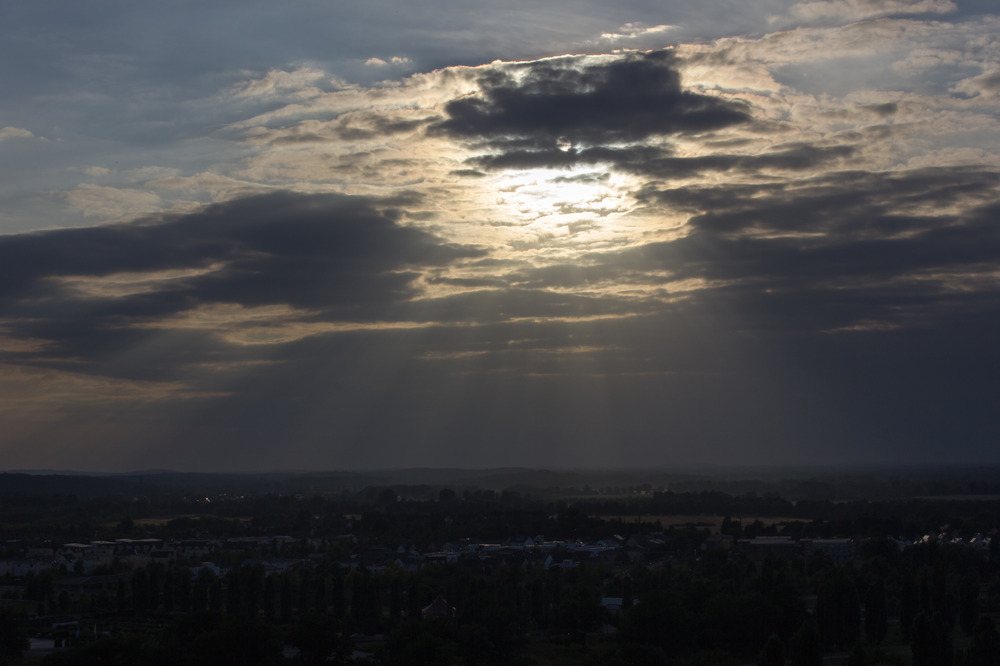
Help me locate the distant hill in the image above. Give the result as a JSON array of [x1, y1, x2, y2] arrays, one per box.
[[4, 465, 1000, 501], [0, 472, 145, 498]]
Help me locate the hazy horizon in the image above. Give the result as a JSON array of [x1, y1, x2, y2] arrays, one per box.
[[7, 461, 1000, 478]]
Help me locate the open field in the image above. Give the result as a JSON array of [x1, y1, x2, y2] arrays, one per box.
[[596, 515, 802, 532], [126, 515, 252, 526]]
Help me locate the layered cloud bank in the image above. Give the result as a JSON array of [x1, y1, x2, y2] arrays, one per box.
[[1, 2, 998, 470]]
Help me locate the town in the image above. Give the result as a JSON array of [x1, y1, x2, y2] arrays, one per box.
[[1, 470, 999, 665]]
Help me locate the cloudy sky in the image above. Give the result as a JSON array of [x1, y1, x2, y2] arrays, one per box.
[[1, 0, 998, 472]]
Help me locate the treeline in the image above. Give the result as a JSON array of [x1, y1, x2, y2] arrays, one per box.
[[8, 465, 1000, 505], [20, 536, 1000, 665], [576, 492, 1000, 539], [6, 477, 1000, 545], [28, 556, 605, 665], [7, 490, 1000, 549], [114, 491, 1000, 544]]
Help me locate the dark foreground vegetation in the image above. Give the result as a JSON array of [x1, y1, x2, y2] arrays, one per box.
[[1, 468, 1000, 665]]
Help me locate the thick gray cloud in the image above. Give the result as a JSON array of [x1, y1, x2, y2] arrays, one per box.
[[0, 191, 478, 306], [437, 50, 751, 149], [470, 142, 856, 174], [545, 168, 1000, 332], [0, 192, 482, 381]]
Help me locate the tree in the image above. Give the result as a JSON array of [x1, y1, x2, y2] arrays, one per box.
[[608, 642, 668, 666], [175, 566, 191, 612], [246, 564, 265, 618], [959, 574, 980, 636], [900, 573, 918, 641], [289, 613, 352, 666], [864, 576, 888, 645], [39, 636, 146, 665], [116, 577, 128, 615], [313, 571, 328, 614], [330, 572, 345, 620], [0, 608, 28, 665], [389, 576, 403, 626], [155, 613, 282, 666], [209, 575, 223, 613], [279, 572, 293, 623], [23, 570, 53, 602], [788, 622, 823, 666], [146, 562, 164, 615], [757, 633, 786, 666], [721, 515, 741, 538], [846, 642, 867, 666], [298, 568, 312, 616], [225, 568, 243, 616], [193, 568, 214, 612], [132, 567, 151, 617], [263, 574, 277, 621], [969, 615, 1000, 666], [815, 568, 860, 650], [550, 571, 603, 649], [911, 611, 951, 666], [118, 516, 134, 535], [162, 567, 175, 613], [381, 618, 459, 666]]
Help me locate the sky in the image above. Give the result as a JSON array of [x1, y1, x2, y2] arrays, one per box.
[[1, 0, 999, 472]]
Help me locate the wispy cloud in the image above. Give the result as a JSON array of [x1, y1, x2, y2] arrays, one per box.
[[600, 22, 674, 41], [0, 126, 37, 142], [364, 56, 414, 68], [230, 67, 328, 100], [788, 0, 957, 22]]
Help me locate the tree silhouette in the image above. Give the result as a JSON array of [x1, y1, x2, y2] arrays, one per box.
[[757, 633, 786, 666], [959, 574, 980, 636], [910, 611, 952, 666], [788, 621, 822, 666], [969, 615, 1000, 666], [0, 608, 28, 664], [815, 568, 860, 649], [864, 576, 888, 645]]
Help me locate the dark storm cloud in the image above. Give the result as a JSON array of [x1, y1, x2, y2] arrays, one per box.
[[0, 191, 478, 306], [469, 145, 662, 170], [650, 168, 1000, 237], [0, 191, 483, 374], [607, 168, 1000, 331], [435, 50, 751, 148], [858, 102, 898, 117], [469, 142, 856, 175]]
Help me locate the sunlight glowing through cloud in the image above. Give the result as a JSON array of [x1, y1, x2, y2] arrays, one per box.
[[488, 167, 637, 228]]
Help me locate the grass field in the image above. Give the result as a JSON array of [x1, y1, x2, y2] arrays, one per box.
[[596, 515, 802, 533]]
